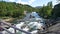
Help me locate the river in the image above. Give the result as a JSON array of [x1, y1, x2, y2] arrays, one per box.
[[2, 12, 46, 34]]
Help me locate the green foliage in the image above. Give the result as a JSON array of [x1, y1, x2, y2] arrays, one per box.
[[38, 1, 53, 18], [1, 1, 59, 19], [0, 1, 35, 18], [51, 3, 60, 19]]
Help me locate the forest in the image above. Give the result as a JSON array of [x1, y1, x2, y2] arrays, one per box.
[[0, 1, 60, 19]]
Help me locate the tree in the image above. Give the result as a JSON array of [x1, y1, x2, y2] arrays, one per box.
[[51, 3, 60, 19], [38, 1, 53, 19], [0, 1, 36, 18], [46, 1, 53, 17]]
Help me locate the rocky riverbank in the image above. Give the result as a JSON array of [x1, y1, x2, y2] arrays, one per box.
[[45, 23, 60, 34]]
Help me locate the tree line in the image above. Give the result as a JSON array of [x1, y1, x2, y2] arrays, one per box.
[[37, 1, 60, 19], [0, 1, 60, 19], [0, 1, 35, 18]]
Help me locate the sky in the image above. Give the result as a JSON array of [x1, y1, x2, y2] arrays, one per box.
[[3, 0, 59, 7]]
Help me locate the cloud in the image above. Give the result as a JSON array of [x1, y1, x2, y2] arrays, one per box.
[[4, 0, 36, 5], [8, 0, 15, 2], [16, 0, 28, 4], [28, 0, 36, 4], [16, 0, 36, 5]]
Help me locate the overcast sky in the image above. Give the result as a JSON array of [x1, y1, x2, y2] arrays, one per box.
[[3, 0, 58, 7]]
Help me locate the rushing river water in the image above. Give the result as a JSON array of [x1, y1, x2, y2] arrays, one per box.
[[2, 12, 46, 34]]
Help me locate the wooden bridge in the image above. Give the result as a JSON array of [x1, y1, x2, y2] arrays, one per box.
[[0, 20, 31, 34]]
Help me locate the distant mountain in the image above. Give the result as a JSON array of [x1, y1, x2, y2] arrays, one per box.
[[35, 6, 42, 8]]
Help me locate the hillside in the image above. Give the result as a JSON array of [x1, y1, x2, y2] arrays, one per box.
[[0, 1, 60, 19], [0, 1, 37, 18]]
